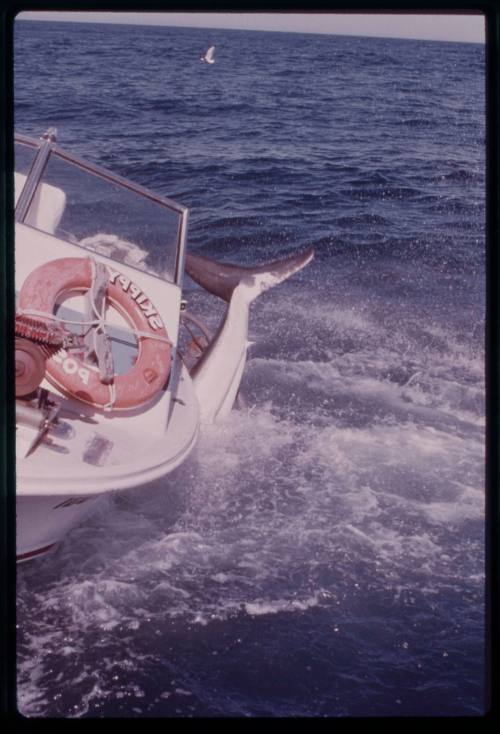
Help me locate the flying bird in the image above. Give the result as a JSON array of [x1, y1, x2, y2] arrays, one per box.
[[200, 45, 215, 64]]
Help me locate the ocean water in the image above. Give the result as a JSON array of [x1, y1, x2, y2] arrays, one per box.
[[14, 20, 486, 717]]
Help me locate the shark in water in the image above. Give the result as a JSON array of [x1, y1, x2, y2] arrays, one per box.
[[185, 247, 315, 422]]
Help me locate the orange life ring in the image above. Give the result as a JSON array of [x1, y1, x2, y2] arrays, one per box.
[[18, 257, 172, 411]]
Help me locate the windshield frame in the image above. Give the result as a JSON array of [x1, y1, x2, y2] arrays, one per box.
[[14, 132, 189, 286]]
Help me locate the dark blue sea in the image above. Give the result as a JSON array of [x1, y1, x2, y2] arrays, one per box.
[[14, 19, 486, 718]]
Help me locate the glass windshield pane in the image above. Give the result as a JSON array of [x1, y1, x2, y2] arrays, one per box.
[[14, 140, 38, 205], [25, 152, 183, 281]]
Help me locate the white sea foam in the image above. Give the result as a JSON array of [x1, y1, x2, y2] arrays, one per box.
[[260, 298, 375, 334], [17, 373, 484, 715], [79, 233, 149, 267], [17, 277, 485, 716], [244, 594, 321, 616]]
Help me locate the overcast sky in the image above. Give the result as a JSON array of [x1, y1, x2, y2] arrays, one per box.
[[17, 11, 485, 44]]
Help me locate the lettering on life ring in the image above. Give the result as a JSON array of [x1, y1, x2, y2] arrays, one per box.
[[108, 270, 165, 331], [18, 257, 172, 411], [51, 349, 92, 385]]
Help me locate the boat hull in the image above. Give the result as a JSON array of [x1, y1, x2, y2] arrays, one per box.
[[16, 492, 103, 562], [16, 358, 200, 562]]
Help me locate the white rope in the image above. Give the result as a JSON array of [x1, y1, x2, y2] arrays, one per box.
[[17, 307, 101, 328], [90, 258, 114, 411], [16, 306, 173, 346], [21, 261, 175, 411], [103, 381, 117, 412], [89, 257, 107, 332], [131, 329, 173, 346]]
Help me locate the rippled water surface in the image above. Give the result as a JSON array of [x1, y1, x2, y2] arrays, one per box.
[[14, 20, 486, 717]]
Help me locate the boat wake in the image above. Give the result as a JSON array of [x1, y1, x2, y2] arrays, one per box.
[[17, 291, 484, 715]]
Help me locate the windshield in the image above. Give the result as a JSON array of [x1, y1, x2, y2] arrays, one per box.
[[16, 138, 187, 283]]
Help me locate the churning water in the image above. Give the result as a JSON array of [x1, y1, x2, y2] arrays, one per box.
[[14, 19, 486, 717]]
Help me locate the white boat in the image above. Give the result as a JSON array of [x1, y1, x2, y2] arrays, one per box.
[[200, 45, 215, 64], [14, 128, 314, 562]]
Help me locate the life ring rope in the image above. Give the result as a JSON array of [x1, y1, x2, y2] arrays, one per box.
[[15, 306, 174, 345], [18, 256, 173, 411], [104, 381, 117, 412]]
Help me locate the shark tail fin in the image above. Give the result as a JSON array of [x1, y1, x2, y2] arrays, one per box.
[[185, 247, 315, 303]]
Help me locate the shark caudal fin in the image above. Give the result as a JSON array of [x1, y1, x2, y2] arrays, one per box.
[[185, 247, 314, 303]]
